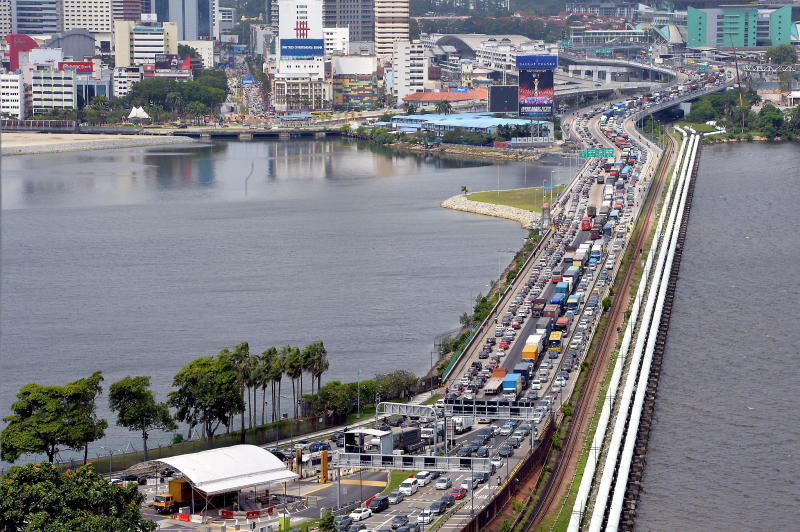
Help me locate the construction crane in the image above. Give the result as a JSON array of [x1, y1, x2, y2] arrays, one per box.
[[729, 35, 746, 132]]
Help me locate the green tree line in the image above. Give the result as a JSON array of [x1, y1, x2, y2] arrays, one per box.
[[685, 90, 800, 140]]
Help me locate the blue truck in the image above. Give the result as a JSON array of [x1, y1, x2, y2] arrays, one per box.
[[502, 374, 522, 399], [550, 293, 566, 310]]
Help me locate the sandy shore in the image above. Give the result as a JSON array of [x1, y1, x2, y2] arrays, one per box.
[[1, 132, 196, 155]]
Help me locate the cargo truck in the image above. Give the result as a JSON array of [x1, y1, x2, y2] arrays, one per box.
[[543, 304, 561, 319], [452, 417, 474, 434], [393, 427, 424, 453], [587, 205, 597, 218], [532, 301, 546, 318], [555, 281, 569, 295], [514, 362, 534, 379], [535, 317, 553, 337], [510, 366, 528, 388], [550, 293, 566, 310], [501, 374, 522, 400], [484, 377, 504, 394], [522, 337, 541, 362], [154, 479, 193, 514]]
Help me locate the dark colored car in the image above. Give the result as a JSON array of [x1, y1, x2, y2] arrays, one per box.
[[476, 446, 489, 458], [499, 445, 513, 457], [334, 515, 353, 531], [391, 515, 409, 529], [368, 496, 390, 513], [439, 494, 455, 507]]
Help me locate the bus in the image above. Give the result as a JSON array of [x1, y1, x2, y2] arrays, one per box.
[[591, 242, 603, 260], [548, 331, 563, 353], [609, 209, 620, 223], [590, 224, 602, 240], [581, 216, 592, 231], [566, 294, 582, 314]]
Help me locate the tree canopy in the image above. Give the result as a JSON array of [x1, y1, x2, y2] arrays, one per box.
[[168, 355, 244, 448], [109, 376, 176, 462], [765, 44, 798, 65], [1, 372, 107, 464], [0, 463, 156, 532]]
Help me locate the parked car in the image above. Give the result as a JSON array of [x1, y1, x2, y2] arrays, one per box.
[[450, 487, 467, 500], [435, 477, 452, 490], [369, 495, 389, 512], [391, 515, 409, 529], [388, 491, 405, 505]]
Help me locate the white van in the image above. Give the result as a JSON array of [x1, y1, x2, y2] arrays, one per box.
[[399, 478, 419, 496]]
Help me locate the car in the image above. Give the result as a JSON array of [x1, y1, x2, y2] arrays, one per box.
[[460, 478, 475, 491], [498, 445, 513, 457], [388, 491, 405, 504], [438, 494, 455, 508], [398, 478, 419, 496], [435, 476, 452, 490], [476, 446, 489, 458], [391, 515, 409, 529], [309, 441, 331, 452], [348, 525, 367, 532], [456, 446, 472, 457], [419, 509, 434, 524], [451, 487, 467, 500], [415, 471, 432, 486], [508, 435, 523, 448], [334, 515, 352, 531], [498, 425, 513, 436], [349, 507, 372, 522], [396, 523, 420, 532]]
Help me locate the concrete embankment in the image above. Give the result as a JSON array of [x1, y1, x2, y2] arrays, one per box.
[[1, 133, 197, 156], [441, 193, 540, 229]]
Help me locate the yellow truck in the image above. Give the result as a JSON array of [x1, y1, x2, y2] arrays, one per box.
[[154, 478, 192, 514]]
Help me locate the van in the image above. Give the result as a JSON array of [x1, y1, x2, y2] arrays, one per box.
[[368, 495, 389, 512], [399, 478, 419, 496]]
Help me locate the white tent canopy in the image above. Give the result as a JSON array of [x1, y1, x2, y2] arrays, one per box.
[[127, 106, 150, 119], [158, 444, 297, 495]]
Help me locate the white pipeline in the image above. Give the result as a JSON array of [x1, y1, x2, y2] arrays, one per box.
[[587, 133, 699, 532], [605, 134, 699, 530], [566, 127, 688, 531]]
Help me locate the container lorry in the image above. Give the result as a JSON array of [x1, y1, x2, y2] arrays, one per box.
[[514, 362, 534, 379], [555, 281, 569, 295], [523, 333, 544, 362], [501, 374, 522, 400], [485, 369, 507, 394], [535, 317, 553, 337], [550, 293, 566, 310], [543, 304, 561, 319], [393, 427, 424, 452], [510, 366, 528, 389]]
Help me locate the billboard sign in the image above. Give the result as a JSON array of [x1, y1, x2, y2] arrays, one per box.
[[451, 86, 468, 93], [488, 85, 519, 113], [518, 69, 554, 118], [154, 54, 191, 70], [280, 38, 324, 58], [242, 76, 257, 85], [516, 55, 557, 70], [59, 61, 93, 72]]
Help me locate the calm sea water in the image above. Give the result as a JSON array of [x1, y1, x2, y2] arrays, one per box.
[[1, 138, 572, 461], [636, 142, 800, 530]]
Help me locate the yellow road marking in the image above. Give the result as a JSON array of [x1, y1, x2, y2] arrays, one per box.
[[339, 479, 387, 487], [302, 483, 334, 495]]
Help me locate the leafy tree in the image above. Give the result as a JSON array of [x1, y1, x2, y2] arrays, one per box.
[[319, 510, 336, 532], [109, 376, 176, 462], [1, 373, 107, 464], [2, 383, 70, 463], [178, 43, 200, 58], [219, 342, 253, 440], [0, 463, 156, 531], [402, 102, 417, 115], [765, 44, 797, 65], [168, 355, 244, 448], [756, 104, 787, 139], [185, 101, 209, 124], [194, 70, 228, 93], [63, 371, 108, 465]]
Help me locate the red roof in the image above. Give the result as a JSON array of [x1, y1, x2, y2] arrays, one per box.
[[402, 89, 488, 103]]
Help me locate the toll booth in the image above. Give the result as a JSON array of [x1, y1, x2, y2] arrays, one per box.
[[343, 428, 393, 455]]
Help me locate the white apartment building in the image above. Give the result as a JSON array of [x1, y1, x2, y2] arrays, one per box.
[[323, 26, 349, 57], [392, 39, 426, 101], [114, 20, 178, 67], [62, 0, 113, 34], [475, 39, 558, 74], [179, 39, 214, 68], [1, 72, 25, 119], [112, 65, 142, 97], [0, 0, 11, 40], [374, 0, 408, 61], [31, 69, 76, 114]]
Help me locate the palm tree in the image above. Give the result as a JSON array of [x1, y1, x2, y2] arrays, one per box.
[[271, 348, 288, 423], [460, 185, 469, 195], [305, 341, 329, 394], [221, 342, 251, 442], [402, 102, 417, 115], [258, 347, 277, 425], [434, 100, 452, 115], [284, 346, 303, 419], [301, 343, 318, 396]]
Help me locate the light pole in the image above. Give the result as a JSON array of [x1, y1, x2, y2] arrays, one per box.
[[357, 369, 361, 419]]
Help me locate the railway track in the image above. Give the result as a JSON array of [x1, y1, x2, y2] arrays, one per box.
[[525, 126, 677, 529]]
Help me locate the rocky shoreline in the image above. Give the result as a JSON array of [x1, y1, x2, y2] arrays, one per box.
[[441, 193, 540, 229], [1, 134, 197, 156]]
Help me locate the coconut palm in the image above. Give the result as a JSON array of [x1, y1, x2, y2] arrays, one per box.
[[435, 100, 452, 115], [301, 343, 318, 395], [284, 346, 303, 419], [305, 341, 329, 394], [271, 347, 288, 423], [461, 185, 469, 195], [258, 347, 277, 425]]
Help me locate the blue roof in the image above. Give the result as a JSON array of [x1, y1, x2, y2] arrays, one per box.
[[281, 114, 313, 119], [390, 112, 550, 130]]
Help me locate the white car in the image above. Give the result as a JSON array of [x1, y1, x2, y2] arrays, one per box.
[[349, 507, 372, 521], [415, 471, 432, 486], [491, 456, 504, 469], [419, 509, 434, 524]]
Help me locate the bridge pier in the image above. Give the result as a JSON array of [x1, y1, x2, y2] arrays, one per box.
[[238, 133, 253, 140], [200, 133, 211, 140], [314, 131, 326, 138], [279, 132, 290, 140]]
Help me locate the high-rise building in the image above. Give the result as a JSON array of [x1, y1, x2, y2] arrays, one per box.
[[151, 0, 214, 40], [62, 1, 113, 34], [687, 4, 793, 48], [323, 26, 349, 57], [113, 0, 141, 20], [391, 39, 426, 101], [332, 55, 376, 110], [0, 0, 12, 40], [10, 0, 62, 34], [273, 0, 328, 112], [114, 19, 178, 67], [1, 72, 25, 118], [323, 0, 373, 43], [374, 0, 407, 60], [30, 69, 76, 114]]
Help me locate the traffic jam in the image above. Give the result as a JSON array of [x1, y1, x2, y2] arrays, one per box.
[[336, 104, 659, 532]]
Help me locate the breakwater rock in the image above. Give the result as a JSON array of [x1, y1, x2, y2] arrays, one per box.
[[441, 194, 540, 229]]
